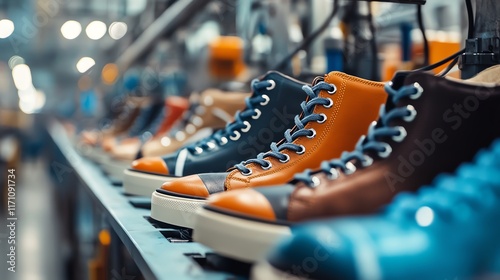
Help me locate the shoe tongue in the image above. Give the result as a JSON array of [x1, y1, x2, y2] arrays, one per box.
[[383, 70, 414, 111], [259, 71, 290, 86]]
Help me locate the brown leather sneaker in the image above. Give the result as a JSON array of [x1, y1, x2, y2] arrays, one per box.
[[192, 65, 500, 262], [150, 72, 388, 227], [122, 89, 250, 195]]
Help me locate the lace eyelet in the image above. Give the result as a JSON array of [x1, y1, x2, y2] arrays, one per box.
[[266, 80, 276, 91], [207, 141, 216, 150], [241, 169, 252, 176], [219, 137, 228, 146], [175, 131, 186, 141], [241, 121, 251, 133], [403, 105, 417, 122], [186, 124, 196, 134], [392, 126, 407, 142], [203, 95, 214, 106], [328, 168, 339, 180], [261, 160, 273, 170], [317, 113, 327, 124], [311, 176, 321, 187], [194, 147, 203, 155], [307, 128, 316, 139], [362, 155, 374, 167], [161, 137, 171, 147], [252, 109, 262, 119], [378, 143, 392, 158], [410, 83, 424, 100], [260, 94, 270, 106], [323, 98, 334, 108], [279, 153, 290, 163], [327, 84, 337, 94], [230, 131, 241, 141], [192, 116, 203, 127], [296, 145, 306, 155], [344, 162, 357, 175]]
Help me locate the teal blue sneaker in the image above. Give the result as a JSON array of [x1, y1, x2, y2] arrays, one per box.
[[252, 140, 500, 280]]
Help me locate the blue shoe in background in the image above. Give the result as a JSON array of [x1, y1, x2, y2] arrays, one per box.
[[251, 140, 500, 280]]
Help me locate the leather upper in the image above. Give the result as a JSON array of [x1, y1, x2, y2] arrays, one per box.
[[207, 188, 277, 221], [204, 66, 500, 223], [131, 157, 169, 175], [224, 72, 387, 190]]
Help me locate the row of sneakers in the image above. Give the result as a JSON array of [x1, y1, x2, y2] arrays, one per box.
[[78, 88, 250, 179], [79, 64, 500, 279]]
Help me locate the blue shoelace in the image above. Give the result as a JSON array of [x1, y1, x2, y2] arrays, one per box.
[[234, 82, 336, 175], [186, 79, 274, 154], [294, 82, 422, 187]]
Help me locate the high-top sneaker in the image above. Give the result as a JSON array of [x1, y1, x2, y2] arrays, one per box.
[[78, 96, 146, 161], [101, 99, 166, 179], [109, 96, 189, 161], [252, 140, 500, 280], [151, 72, 388, 227], [192, 65, 500, 262], [123, 89, 250, 195], [123, 71, 308, 196]]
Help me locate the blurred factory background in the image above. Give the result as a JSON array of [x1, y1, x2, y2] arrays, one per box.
[[0, 0, 479, 279]]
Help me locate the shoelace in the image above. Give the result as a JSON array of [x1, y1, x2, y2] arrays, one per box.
[[294, 82, 422, 187], [186, 79, 274, 154], [234, 82, 336, 175]]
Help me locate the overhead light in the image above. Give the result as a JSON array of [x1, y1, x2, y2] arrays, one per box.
[[17, 86, 36, 102], [12, 64, 33, 91], [0, 19, 15, 39], [18, 89, 46, 114], [109, 22, 127, 40], [61, 20, 82, 40], [8, 56, 25, 69], [86, 21, 107, 40], [76, 57, 95, 73]]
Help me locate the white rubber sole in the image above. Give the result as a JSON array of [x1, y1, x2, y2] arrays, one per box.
[[251, 261, 307, 280], [150, 191, 206, 228], [123, 169, 178, 196], [193, 208, 291, 263], [101, 158, 130, 181]]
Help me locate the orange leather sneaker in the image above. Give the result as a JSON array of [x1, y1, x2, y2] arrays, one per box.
[[150, 72, 388, 228]]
